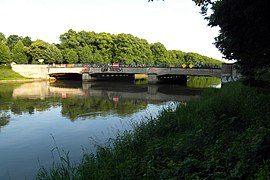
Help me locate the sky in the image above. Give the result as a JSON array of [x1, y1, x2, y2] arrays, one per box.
[[0, 0, 224, 60]]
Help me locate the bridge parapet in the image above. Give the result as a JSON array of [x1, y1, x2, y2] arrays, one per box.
[[88, 67, 221, 77], [48, 67, 84, 74]]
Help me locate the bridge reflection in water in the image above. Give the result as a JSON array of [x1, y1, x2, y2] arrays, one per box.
[[12, 81, 202, 102]]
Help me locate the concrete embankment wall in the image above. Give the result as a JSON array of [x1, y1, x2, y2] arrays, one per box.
[[11, 64, 49, 79]]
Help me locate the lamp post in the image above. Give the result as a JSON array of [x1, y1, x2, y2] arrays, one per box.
[[38, 59, 44, 64]]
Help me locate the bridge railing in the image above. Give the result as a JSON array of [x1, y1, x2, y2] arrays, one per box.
[[48, 62, 222, 69]]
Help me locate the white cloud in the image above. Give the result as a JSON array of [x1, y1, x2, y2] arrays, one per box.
[[0, 0, 223, 60]]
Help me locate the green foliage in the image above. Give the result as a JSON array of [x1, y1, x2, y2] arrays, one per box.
[[150, 42, 168, 64], [0, 42, 11, 64], [45, 44, 63, 64], [11, 40, 28, 64], [92, 51, 104, 64], [78, 45, 93, 63], [7, 35, 21, 50], [194, 0, 270, 84], [0, 30, 222, 65], [59, 29, 80, 49], [0, 32, 6, 43], [21, 36, 32, 47], [63, 49, 78, 64], [168, 50, 185, 66], [36, 83, 270, 179], [28, 39, 50, 63], [113, 33, 153, 64]]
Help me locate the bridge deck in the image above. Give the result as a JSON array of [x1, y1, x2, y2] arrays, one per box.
[[88, 67, 222, 77]]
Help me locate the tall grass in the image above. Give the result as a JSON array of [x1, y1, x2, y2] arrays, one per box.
[[36, 82, 270, 179]]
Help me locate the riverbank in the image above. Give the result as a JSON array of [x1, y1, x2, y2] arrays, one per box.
[[0, 65, 30, 81], [0, 65, 53, 83], [36, 82, 270, 179]]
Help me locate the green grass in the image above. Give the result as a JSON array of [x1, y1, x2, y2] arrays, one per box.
[[0, 65, 29, 80], [36, 82, 270, 179]]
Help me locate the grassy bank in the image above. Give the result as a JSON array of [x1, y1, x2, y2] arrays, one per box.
[[36, 82, 270, 179], [0, 65, 29, 80]]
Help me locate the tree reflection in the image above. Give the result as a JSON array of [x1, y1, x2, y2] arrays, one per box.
[[188, 76, 221, 88], [0, 80, 213, 122], [0, 114, 10, 129], [61, 97, 148, 121], [10, 99, 58, 115]]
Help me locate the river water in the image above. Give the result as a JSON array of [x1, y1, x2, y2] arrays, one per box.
[[0, 77, 220, 179]]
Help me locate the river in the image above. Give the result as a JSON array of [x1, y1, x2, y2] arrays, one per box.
[[0, 77, 220, 179]]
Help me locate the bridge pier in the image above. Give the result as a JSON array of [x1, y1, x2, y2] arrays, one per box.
[[147, 85, 158, 95], [82, 73, 92, 81], [148, 73, 159, 84]]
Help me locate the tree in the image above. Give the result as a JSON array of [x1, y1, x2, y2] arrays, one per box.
[[28, 39, 50, 64], [94, 32, 114, 63], [6, 35, 21, 50], [78, 45, 93, 63], [22, 36, 32, 47], [168, 50, 186, 66], [59, 29, 80, 49], [150, 42, 168, 64], [63, 49, 78, 64], [0, 42, 11, 64], [11, 40, 28, 64], [209, 0, 270, 83], [45, 44, 63, 64], [0, 32, 6, 43], [92, 51, 103, 64], [191, 0, 270, 83]]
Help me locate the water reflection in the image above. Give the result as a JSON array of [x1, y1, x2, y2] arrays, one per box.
[[188, 76, 221, 88], [0, 114, 10, 128], [2, 81, 201, 122], [0, 79, 213, 180]]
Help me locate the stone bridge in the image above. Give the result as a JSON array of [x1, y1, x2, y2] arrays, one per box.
[[81, 65, 231, 84], [11, 64, 235, 84]]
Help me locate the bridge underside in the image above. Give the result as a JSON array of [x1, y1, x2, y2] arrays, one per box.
[[158, 75, 187, 85], [90, 73, 135, 82], [82, 73, 188, 84], [49, 72, 211, 85], [49, 73, 82, 80]]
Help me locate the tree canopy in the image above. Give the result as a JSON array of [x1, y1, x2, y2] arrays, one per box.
[[0, 30, 222, 66], [11, 40, 28, 64], [0, 42, 11, 64], [193, 0, 270, 83]]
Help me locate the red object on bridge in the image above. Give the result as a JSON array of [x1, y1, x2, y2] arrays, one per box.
[[113, 63, 119, 68]]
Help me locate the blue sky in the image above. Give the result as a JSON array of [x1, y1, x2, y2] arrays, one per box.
[[0, 0, 224, 60]]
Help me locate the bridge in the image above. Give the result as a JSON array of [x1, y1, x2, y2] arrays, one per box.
[[48, 64, 233, 84], [11, 64, 235, 84]]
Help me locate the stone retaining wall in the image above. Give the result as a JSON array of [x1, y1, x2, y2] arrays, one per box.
[[11, 64, 49, 79]]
